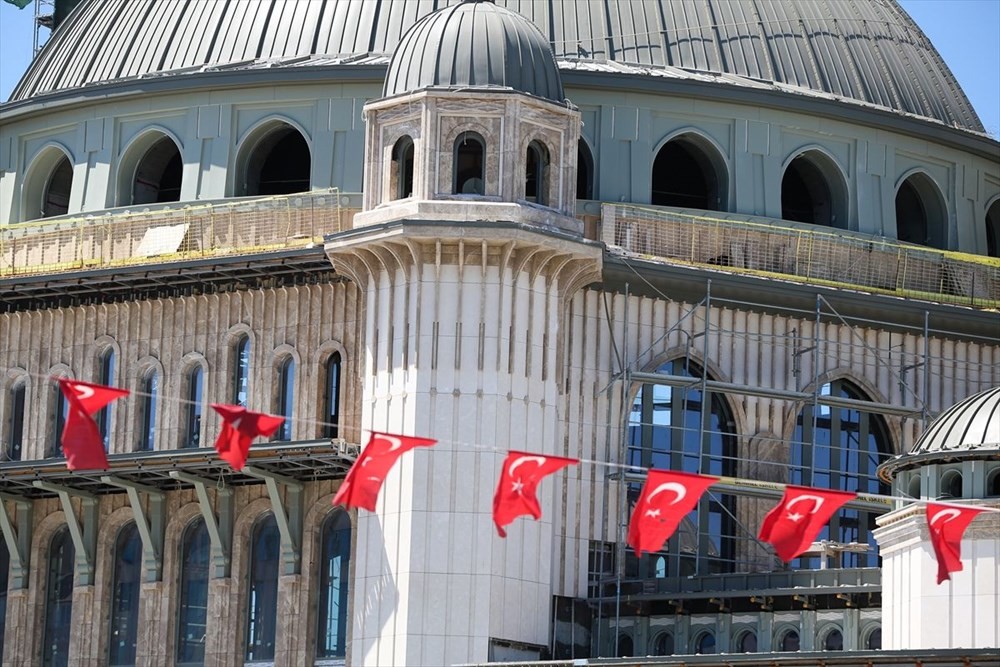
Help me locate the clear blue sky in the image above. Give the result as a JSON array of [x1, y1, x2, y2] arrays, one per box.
[[1, 0, 998, 137]]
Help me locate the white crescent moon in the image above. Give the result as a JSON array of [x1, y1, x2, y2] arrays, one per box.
[[929, 508, 962, 527], [646, 482, 688, 505], [786, 494, 827, 514], [509, 455, 547, 477], [376, 435, 403, 453], [230, 416, 243, 431], [73, 384, 95, 399]]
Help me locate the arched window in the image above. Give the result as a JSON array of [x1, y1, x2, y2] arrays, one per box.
[[779, 629, 800, 651], [316, 510, 351, 658], [391, 136, 415, 200], [453, 132, 485, 195], [322, 352, 342, 439], [233, 335, 251, 407], [43, 527, 75, 667], [5, 380, 26, 461], [939, 470, 963, 499], [737, 629, 758, 652], [98, 347, 116, 449], [616, 634, 633, 657], [24, 148, 73, 220], [627, 358, 737, 575], [652, 134, 727, 211], [987, 469, 1000, 497], [577, 138, 595, 201], [866, 626, 882, 650], [651, 631, 674, 655], [525, 140, 550, 206], [791, 379, 892, 568], [239, 124, 311, 196], [781, 151, 847, 228], [128, 136, 182, 205], [274, 357, 295, 442], [48, 381, 68, 459], [246, 513, 280, 661], [985, 199, 1000, 257], [0, 540, 8, 659], [138, 369, 158, 452], [177, 519, 210, 666], [895, 173, 947, 249], [823, 627, 844, 651], [695, 631, 716, 654], [183, 365, 204, 449], [108, 523, 142, 665]]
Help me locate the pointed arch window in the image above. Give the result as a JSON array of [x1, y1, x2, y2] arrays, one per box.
[[317, 510, 351, 658], [183, 365, 204, 448], [43, 527, 75, 667], [138, 369, 158, 451], [323, 352, 342, 439], [791, 379, 892, 568], [391, 136, 415, 200], [98, 348, 116, 449], [525, 140, 550, 206], [274, 356, 295, 442], [246, 514, 280, 661], [627, 358, 737, 576], [108, 523, 142, 665], [177, 519, 210, 666], [453, 132, 485, 195], [5, 380, 26, 461], [233, 335, 251, 407]]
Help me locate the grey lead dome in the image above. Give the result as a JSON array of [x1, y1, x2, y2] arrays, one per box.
[[383, 0, 563, 102]]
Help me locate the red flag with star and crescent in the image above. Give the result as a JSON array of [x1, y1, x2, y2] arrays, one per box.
[[58, 378, 130, 470], [758, 485, 856, 562], [493, 451, 579, 537], [926, 502, 984, 584], [627, 470, 719, 556], [211, 404, 286, 471], [333, 432, 438, 511]]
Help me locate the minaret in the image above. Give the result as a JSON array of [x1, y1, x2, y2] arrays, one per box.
[[326, 2, 602, 665], [874, 386, 1000, 650]]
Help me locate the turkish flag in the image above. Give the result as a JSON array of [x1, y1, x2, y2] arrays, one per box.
[[758, 485, 856, 562], [627, 470, 719, 556], [332, 432, 437, 511], [926, 502, 984, 584], [492, 451, 579, 537], [211, 404, 285, 471], [58, 379, 130, 470]]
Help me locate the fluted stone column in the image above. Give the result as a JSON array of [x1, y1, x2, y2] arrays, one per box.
[[328, 223, 601, 667]]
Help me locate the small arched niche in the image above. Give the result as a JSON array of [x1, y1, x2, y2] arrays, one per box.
[[453, 131, 485, 195], [119, 134, 183, 206], [985, 198, 1000, 258], [652, 133, 727, 211], [577, 138, 595, 201], [525, 140, 551, 206], [781, 150, 848, 228], [389, 136, 415, 201], [23, 146, 73, 220], [237, 122, 311, 196], [895, 172, 948, 249]]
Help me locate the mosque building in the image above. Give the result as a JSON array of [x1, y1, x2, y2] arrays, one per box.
[[0, 1, 997, 665]]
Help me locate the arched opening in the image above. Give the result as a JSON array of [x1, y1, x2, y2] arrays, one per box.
[[737, 630, 758, 653], [137, 369, 159, 451], [232, 335, 251, 407], [453, 131, 485, 195], [939, 470, 963, 499], [651, 631, 674, 655], [245, 513, 279, 661], [651, 134, 726, 211], [98, 347, 115, 449], [779, 629, 800, 652], [322, 351, 342, 439], [577, 139, 595, 200], [896, 173, 947, 249], [127, 136, 182, 205], [43, 527, 75, 667], [48, 380, 68, 459], [985, 199, 1000, 257], [23, 147, 73, 220], [866, 627, 882, 650], [695, 631, 716, 655], [627, 358, 737, 576], [987, 469, 1000, 497], [183, 365, 204, 448], [525, 140, 550, 206], [791, 379, 892, 568], [4, 380, 26, 461], [616, 634, 633, 657], [781, 150, 847, 228], [177, 519, 210, 665], [823, 627, 844, 651], [316, 510, 351, 658], [238, 123, 311, 196], [273, 356, 295, 442], [108, 523, 142, 665], [390, 136, 415, 200], [907, 473, 922, 500]]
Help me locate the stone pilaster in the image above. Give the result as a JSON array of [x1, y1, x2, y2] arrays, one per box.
[[328, 223, 601, 666], [137, 581, 173, 667], [1, 588, 31, 666], [204, 578, 238, 667], [275, 573, 309, 665], [67, 585, 97, 667]]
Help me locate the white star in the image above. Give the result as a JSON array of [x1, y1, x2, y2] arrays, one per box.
[[645, 508, 661, 518], [787, 512, 804, 523], [511, 479, 525, 494]]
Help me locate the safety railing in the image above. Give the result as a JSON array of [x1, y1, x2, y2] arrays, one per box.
[[1, 190, 358, 279], [603, 203, 1000, 309]]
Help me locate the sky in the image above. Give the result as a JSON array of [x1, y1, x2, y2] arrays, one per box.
[[0, 0, 998, 137]]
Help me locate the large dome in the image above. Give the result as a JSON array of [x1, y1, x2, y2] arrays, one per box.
[[383, 1, 563, 102], [8, 0, 984, 133]]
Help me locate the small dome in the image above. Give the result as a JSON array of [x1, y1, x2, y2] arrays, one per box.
[[878, 386, 1000, 482], [382, 0, 563, 103]]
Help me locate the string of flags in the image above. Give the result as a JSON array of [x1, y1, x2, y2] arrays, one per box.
[[53, 379, 991, 585]]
